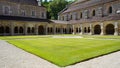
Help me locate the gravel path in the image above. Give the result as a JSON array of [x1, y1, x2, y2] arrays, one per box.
[[0, 40, 58, 68], [0, 40, 120, 68], [66, 51, 120, 68]]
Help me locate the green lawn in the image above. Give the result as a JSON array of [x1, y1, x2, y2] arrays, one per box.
[[0, 35, 120, 67]]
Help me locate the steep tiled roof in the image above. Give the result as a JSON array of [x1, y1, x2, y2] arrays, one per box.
[[63, 0, 115, 14], [5, 0, 38, 6]]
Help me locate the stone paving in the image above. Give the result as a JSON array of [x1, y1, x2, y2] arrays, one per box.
[[0, 40, 120, 68], [0, 40, 58, 68]]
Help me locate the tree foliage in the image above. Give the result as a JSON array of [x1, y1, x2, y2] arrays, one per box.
[[43, 0, 74, 20]]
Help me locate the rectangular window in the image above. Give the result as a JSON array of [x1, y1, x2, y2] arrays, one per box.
[[31, 11, 36, 16], [21, 10, 26, 16], [4, 6, 10, 15], [41, 12, 44, 18]]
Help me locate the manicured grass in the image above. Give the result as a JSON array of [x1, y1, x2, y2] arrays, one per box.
[[0, 35, 120, 67]]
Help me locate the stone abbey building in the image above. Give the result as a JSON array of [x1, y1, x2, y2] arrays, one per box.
[[0, 0, 120, 36], [58, 0, 120, 35]]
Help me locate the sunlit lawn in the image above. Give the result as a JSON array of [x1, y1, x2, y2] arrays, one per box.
[[0, 35, 120, 67]]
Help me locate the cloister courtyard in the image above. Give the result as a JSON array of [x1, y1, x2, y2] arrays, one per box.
[[0, 35, 120, 67]]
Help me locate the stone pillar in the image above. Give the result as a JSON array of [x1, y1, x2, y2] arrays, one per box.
[[60, 25, 63, 34], [80, 24, 83, 35], [53, 25, 56, 35], [35, 24, 38, 35], [45, 25, 48, 35], [10, 22, 14, 36], [66, 25, 69, 34], [24, 24, 27, 35], [114, 22, 118, 36], [72, 25, 76, 35], [89, 24, 93, 35], [100, 23, 104, 35]]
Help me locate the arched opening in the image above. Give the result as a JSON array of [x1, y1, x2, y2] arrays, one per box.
[[69, 28, 72, 34], [19, 27, 24, 33], [108, 6, 112, 14], [0, 26, 4, 33], [56, 28, 58, 33], [47, 27, 49, 33], [64, 28, 67, 34], [27, 27, 31, 33], [38, 26, 44, 35], [94, 25, 101, 34], [106, 24, 114, 35], [76, 28, 78, 33], [79, 28, 81, 33], [84, 27, 87, 33], [5, 26, 10, 33], [50, 27, 53, 33], [58, 28, 60, 33], [88, 27, 90, 33], [14, 27, 18, 33], [32, 27, 35, 33]]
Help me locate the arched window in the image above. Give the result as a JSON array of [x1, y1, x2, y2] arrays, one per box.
[[80, 12, 82, 18], [92, 10, 95, 16], [31, 11, 35, 16], [108, 6, 112, 14], [27, 27, 31, 33], [4, 6, 10, 15], [19, 27, 24, 33], [0, 26, 4, 33], [70, 15, 72, 20], [14, 27, 18, 33], [5, 26, 10, 33], [32, 27, 35, 33]]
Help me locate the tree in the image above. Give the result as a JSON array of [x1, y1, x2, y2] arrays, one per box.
[[43, 0, 74, 20]]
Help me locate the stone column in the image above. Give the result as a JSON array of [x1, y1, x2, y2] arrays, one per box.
[[72, 25, 76, 35], [114, 22, 118, 36], [60, 25, 63, 34], [35, 24, 38, 35], [53, 24, 56, 35], [89, 24, 93, 35], [80, 24, 83, 35], [10, 22, 14, 36], [66, 25, 69, 34], [45, 25, 48, 35], [24, 23, 27, 35], [100, 23, 104, 35]]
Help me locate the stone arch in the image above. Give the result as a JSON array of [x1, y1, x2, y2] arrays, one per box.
[[94, 25, 101, 34], [5, 26, 10, 33], [27, 27, 31, 33], [32, 27, 35, 33], [79, 28, 81, 33], [38, 25, 44, 35], [69, 28, 72, 34], [50, 27, 53, 33], [19, 27, 24, 33], [0, 26, 4, 33], [88, 27, 90, 33], [76, 28, 78, 33], [84, 27, 87, 33], [14, 26, 18, 33], [47, 27, 49, 33], [58, 28, 60, 33], [106, 24, 114, 35]]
